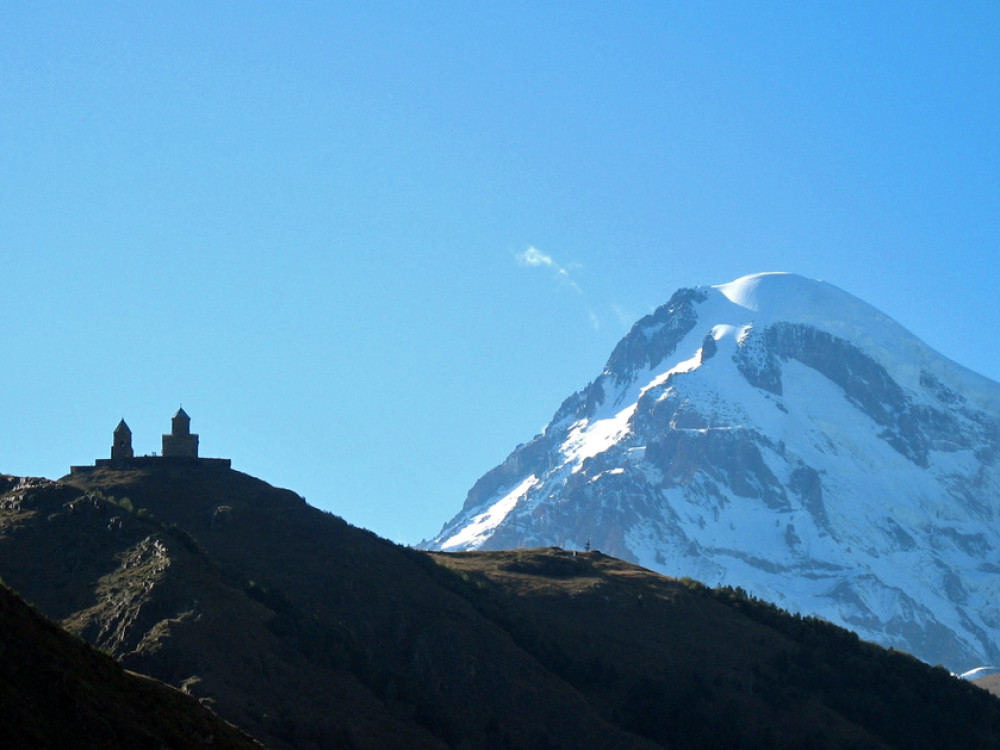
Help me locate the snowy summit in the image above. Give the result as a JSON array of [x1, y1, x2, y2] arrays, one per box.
[[425, 272, 1000, 673]]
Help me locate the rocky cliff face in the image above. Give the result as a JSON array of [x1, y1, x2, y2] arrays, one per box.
[[425, 273, 1000, 672]]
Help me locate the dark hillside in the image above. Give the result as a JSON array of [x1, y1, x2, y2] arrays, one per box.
[[431, 550, 1000, 749], [0, 468, 997, 748], [0, 577, 259, 749], [976, 672, 1000, 700], [49, 467, 653, 749], [1, 472, 447, 750]]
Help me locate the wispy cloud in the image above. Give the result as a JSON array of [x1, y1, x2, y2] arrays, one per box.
[[516, 246, 582, 293], [517, 246, 555, 269]]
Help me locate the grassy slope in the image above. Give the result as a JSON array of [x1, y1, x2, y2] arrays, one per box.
[[430, 548, 1000, 749]]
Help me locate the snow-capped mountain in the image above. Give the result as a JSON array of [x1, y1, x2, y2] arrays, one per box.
[[425, 272, 1000, 672]]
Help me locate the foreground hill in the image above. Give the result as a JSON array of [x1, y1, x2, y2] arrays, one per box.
[[1, 466, 999, 748], [0, 574, 259, 748], [425, 272, 1000, 673]]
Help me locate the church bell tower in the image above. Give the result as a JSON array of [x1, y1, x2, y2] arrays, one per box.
[[161, 407, 199, 458], [111, 419, 133, 462]]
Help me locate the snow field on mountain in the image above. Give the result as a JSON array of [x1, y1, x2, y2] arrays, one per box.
[[440, 475, 537, 550], [718, 273, 1000, 412], [427, 273, 1000, 670]]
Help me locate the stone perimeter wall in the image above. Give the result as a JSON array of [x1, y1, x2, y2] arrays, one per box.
[[69, 457, 232, 475]]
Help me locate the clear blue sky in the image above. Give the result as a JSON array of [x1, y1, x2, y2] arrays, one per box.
[[2, 3, 998, 544]]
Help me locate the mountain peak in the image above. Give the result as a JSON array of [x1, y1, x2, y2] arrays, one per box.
[[715, 272, 844, 313], [427, 273, 1000, 672], [709, 272, 920, 376]]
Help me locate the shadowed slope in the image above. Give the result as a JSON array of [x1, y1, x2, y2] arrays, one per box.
[[0, 580, 259, 749], [0, 468, 997, 748]]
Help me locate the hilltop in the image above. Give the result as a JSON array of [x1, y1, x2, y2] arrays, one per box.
[[0, 465, 998, 748]]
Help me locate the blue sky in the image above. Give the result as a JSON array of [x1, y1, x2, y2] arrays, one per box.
[[2, 3, 998, 544]]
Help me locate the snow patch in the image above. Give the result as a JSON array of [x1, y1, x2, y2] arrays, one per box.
[[562, 406, 637, 472], [439, 476, 537, 550]]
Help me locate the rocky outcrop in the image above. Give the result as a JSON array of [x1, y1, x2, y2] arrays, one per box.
[[604, 287, 707, 386]]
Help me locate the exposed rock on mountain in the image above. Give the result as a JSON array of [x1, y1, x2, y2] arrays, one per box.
[[425, 272, 1000, 673]]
